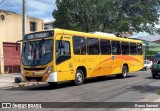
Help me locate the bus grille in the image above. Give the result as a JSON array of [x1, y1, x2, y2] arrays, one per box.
[[25, 77, 43, 82], [24, 68, 45, 71]]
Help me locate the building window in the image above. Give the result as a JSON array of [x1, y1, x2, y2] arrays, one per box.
[[30, 22, 37, 31], [42, 23, 44, 30]]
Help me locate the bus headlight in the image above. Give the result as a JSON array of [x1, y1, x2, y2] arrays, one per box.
[[46, 66, 53, 74]]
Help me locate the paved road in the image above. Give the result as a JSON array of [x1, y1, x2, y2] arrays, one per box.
[[0, 70, 160, 111]]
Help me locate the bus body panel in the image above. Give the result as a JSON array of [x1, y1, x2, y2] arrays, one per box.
[[21, 29, 144, 83]]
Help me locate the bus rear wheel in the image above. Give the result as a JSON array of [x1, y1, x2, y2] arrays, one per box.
[[116, 66, 128, 78], [74, 69, 84, 86]]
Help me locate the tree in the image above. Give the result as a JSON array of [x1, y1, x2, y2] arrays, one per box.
[[53, 0, 160, 34]]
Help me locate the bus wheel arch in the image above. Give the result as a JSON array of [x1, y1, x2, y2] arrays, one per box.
[[123, 64, 129, 72], [74, 66, 86, 85]]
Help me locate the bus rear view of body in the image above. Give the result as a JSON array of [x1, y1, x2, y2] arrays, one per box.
[[20, 29, 144, 85]]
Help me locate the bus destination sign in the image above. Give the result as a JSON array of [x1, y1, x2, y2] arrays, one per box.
[[24, 31, 54, 40]]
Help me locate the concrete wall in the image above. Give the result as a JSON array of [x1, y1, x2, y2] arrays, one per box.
[[0, 10, 44, 74]]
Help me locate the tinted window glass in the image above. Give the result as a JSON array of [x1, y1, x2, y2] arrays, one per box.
[[137, 44, 143, 55], [100, 39, 111, 55], [112, 41, 121, 55], [73, 36, 86, 55], [130, 43, 137, 55], [121, 42, 129, 55], [87, 38, 99, 54]]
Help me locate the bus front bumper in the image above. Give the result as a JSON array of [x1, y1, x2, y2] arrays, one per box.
[[22, 72, 58, 82]]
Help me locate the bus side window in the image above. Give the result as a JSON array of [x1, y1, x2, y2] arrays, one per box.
[[73, 36, 86, 55], [112, 41, 120, 55], [121, 42, 129, 55], [137, 44, 143, 55], [87, 38, 99, 55], [100, 39, 111, 55], [64, 42, 70, 56], [56, 40, 71, 64], [130, 43, 137, 55]]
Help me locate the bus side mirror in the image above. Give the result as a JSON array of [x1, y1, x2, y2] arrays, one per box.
[[16, 40, 23, 51]]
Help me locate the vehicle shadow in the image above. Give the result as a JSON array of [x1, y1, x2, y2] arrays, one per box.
[[144, 76, 160, 79], [139, 69, 151, 71], [85, 75, 136, 84], [127, 85, 160, 94], [5, 75, 136, 91]]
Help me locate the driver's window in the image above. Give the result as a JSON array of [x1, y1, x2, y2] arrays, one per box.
[[56, 40, 71, 58], [56, 40, 71, 64]]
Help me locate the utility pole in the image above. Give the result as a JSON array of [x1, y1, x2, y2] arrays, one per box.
[[22, 0, 26, 39]]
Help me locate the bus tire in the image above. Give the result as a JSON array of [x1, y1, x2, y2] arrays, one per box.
[[116, 66, 128, 78], [152, 74, 157, 79], [74, 69, 84, 86]]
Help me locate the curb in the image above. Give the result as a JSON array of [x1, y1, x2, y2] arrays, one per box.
[[0, 82, 46, 89]]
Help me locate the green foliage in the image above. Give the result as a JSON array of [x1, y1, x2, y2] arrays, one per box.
[[53, 0, 160, 34], [145, 50, 159, 56]]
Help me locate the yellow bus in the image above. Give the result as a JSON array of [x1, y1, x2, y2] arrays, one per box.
[[19, 29, 144, 85]]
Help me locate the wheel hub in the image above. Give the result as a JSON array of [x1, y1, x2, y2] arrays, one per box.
[[76, 73, 82, 83]]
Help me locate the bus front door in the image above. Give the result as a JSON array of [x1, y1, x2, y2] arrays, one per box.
[[55, 37, 74, 82]]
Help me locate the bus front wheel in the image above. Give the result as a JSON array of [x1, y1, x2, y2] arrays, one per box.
[[74, 69, 84, 86], [116, 66, 128, 78]]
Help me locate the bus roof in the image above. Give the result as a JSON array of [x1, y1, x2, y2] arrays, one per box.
[[53, 28, 143, 44], [24, 28, 142, 43]]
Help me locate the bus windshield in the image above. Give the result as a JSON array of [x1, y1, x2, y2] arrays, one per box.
[[22, 39, 53, 66]]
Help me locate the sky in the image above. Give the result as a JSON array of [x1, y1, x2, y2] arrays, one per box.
[[0, 0, 160, 41], [0, 0, 57, 22]]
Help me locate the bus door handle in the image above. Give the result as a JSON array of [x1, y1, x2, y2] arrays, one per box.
[[70, 69, 73, 71], [88, 68, 91, 70]]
